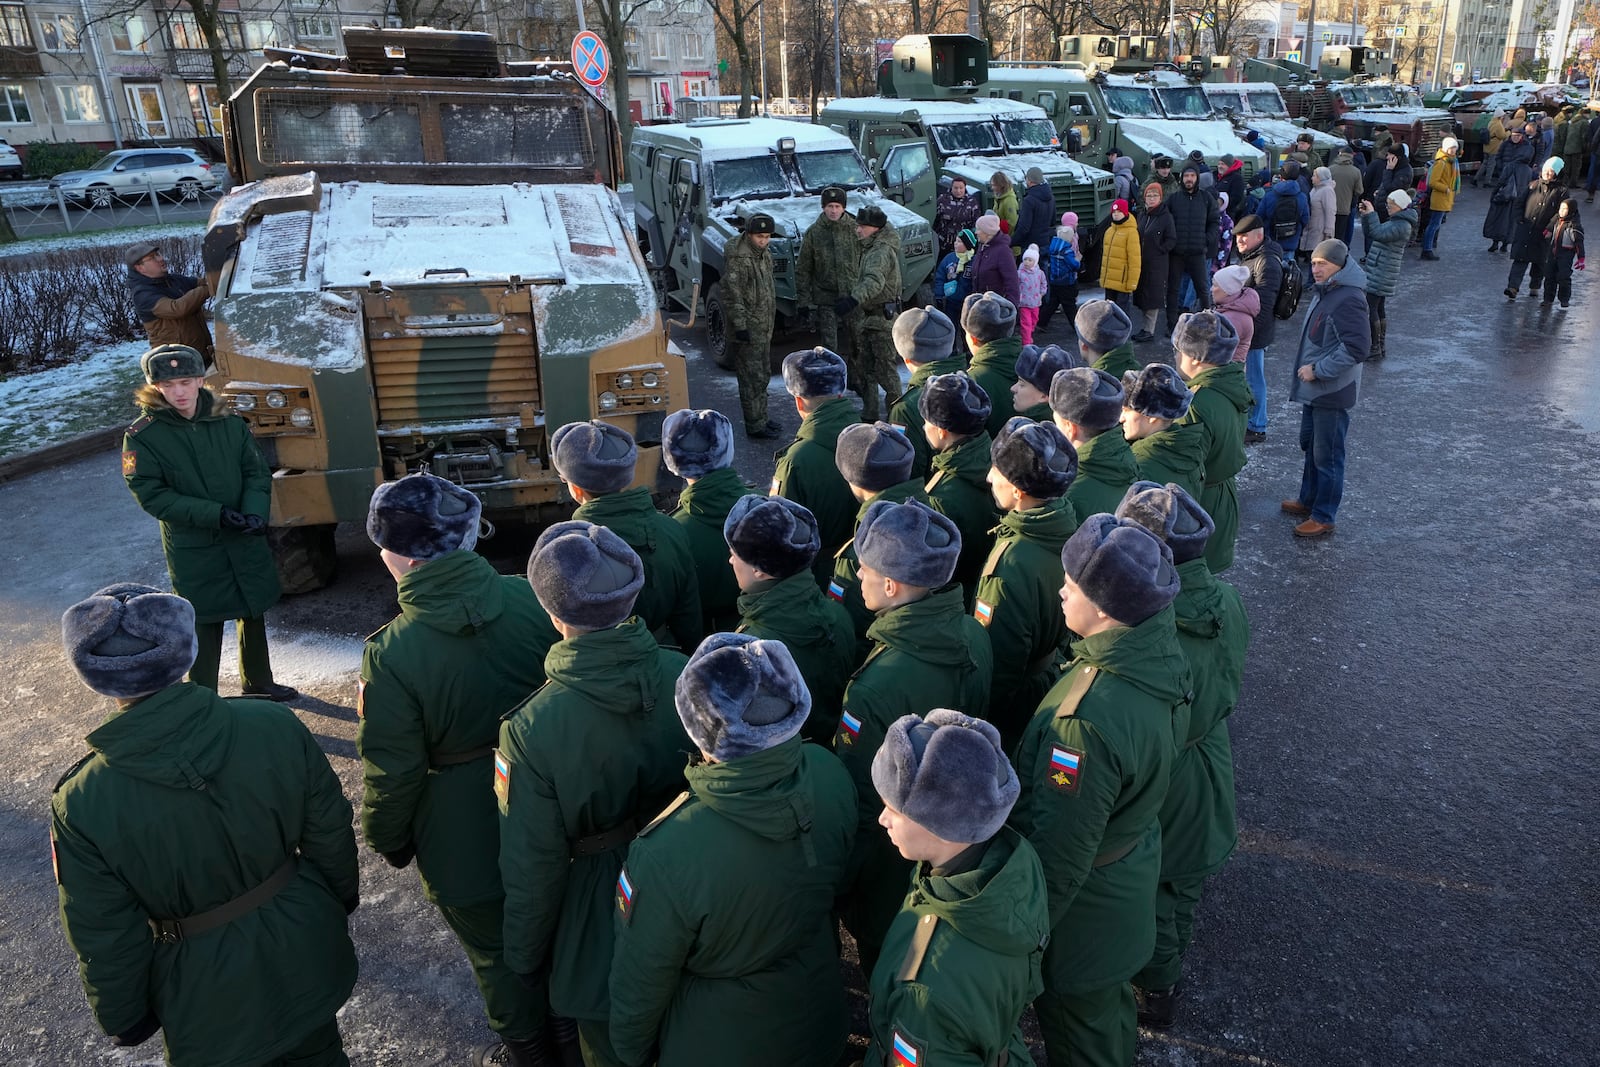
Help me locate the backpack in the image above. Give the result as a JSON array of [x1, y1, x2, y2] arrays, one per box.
[[1046, 237, 1080, 285], [1274, 254, 1303, 319], [1271, 188, 1300, 242]]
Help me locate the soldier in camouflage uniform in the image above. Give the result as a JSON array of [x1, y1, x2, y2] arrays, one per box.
[[797, 186, 861, 381], [724, 213, 779, 439], [837, 205, 903, 423]]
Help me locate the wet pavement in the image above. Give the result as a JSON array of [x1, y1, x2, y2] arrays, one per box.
[[1, 186, 1596, 1066]]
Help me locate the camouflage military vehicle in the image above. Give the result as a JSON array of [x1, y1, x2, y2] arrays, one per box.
[[204, 27, 689, 590], [628, 116, 936, 370], [1202, 81, 1348, 168]]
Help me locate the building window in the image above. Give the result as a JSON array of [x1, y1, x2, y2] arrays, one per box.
[[295, 15, 337, 41], [649, 30, 668, 59], [682, 76, 707, 97], [56, 83, 103, 123], [625, 27, 641, 68], [683, 31, 704, 60], [188, 83, 223, 136], [38, 12, 79, 51], [167, 11, 207, 50], [0, 83, 29, 122], [227, 17, 279, 50], [0, 3, 33, 47], [112, 15, 153, 52]]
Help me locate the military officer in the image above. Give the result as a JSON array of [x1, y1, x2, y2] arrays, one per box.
[[830, 421, 929, 655], [724, 212, 779, 438], [771, 347, 858, 578], [1074, 300, 1140, 378], [962, 292, 1023, 435], [919, 372, 999, 596], [797, 186, 861, 373], [1172, 311, 1252, 573], [663, 409, 745, 633], [1121, 364, 1206, 502], [886, 305, 963, 479], [1051, 367, 1141, 520], [837, 204, 903, 422], [1012, 343, 1083, 421]]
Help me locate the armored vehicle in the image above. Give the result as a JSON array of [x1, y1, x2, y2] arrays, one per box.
[[629, 117, 936, 370], [205, 28, 689, 589], [1202, 81, 1348, 167]]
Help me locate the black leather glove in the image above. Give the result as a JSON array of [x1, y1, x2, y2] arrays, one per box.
[[734, 328, 752, 342], [111, 1011, 160, 1048], [219, 507, 251, 532], [834, 295, 859, 316], [243, 513, 268, 536], [380, 842, 416, 869]]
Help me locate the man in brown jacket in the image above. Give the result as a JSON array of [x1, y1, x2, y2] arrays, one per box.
[[125, 241, 213, 360]]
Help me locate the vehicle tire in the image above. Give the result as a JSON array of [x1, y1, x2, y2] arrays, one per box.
[[86, 184, 114, 209], [705, 282, 733, 371], [269, 523, 339, 595], [176, 178, 201, 202]]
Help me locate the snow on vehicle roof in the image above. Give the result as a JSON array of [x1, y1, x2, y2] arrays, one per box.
[[642, 117, 852, 160], [985, 66, 1091, 85], [822, 95, 1051, 122], [942, 149, 1111, 185]]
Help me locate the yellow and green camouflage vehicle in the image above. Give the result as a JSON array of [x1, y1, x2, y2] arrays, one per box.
[[203, 28, 688, 590]]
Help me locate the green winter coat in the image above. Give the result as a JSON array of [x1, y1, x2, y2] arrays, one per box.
[[1129, 420, 1207, 504], [891, 356, 966, 480], [864, 830, 1049, 1067], [1094, 341, 1140, 380], [122, 389, 280, 624], [1181, 361, 1251, 572], [735, 570, 858, 744], [974, 498, 1080, 749], [797, 210, 860, 306], [1066, 429, 1141, 521], [497, 619, 691, 1019], [359, 550, 557, 906], [671, 466, 748, 634], [1011, 605, 1190, 992], [772, 397, 860, 581], [609, 739, 857, 1067], [830, 479, 930, 657], [723, 233, 775, 340], [574, 486, 703, 651], [52, 684, 358, 1066], [850, 223, 903, 330], [925, 432, 999, 596], [968, 336, 1022, 436]]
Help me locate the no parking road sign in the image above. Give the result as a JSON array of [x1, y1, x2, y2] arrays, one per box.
[[572, 31, 610, 89]]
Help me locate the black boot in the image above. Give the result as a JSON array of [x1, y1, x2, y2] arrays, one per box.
[[550, 1016, 584, 1067], [1369, 318, 1387, 360], [1136, 982, 1183, 1028], [475, 1034, 558, 1067]]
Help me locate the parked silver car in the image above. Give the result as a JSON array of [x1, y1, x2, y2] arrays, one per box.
[[0, 138, 21, 180], [49, 148, 219, 207]]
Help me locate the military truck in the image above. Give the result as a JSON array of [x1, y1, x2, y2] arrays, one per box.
[[819, 34, 1114, 229], [628, 117, 937, 371], [1202, 81, 1348, 168], [205, 28, 689, 590]]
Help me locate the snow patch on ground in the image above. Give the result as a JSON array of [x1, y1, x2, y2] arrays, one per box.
[[0, 219, 203, 261], [212, 625, 365, 692], [0, 340, 147, 459]]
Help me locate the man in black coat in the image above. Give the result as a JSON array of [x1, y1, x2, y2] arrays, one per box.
[[1013, 167, 1057, 256], [1164, 163, 1220, 336], [1232, 214, 1283, 444]]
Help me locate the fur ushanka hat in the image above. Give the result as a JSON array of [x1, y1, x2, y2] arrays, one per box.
[[662, 408, 735, 480], [526, 520, 644, 630], [836, 422, 916, 492], [551, 420, 638, 494], [63, 583, 198, 699], [675, 633, 811, 761], [855, 498, 961, 590], [871, 708, 1020, 843], [1060, 513, 1180, 626], [991, 416, 1078, 500], [1121, 364, 1193, 422], [1115, 480, 1215, 566], [366, 472, 482, 561], [723, 494, 820, 579]]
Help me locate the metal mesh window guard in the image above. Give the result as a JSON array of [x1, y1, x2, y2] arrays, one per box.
[[438, 100, 594, 168], [257, 89, 426, 165]]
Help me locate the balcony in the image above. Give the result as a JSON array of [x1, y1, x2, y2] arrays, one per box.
[[167, 48, 253, 80], [0, 45, 44, 77]]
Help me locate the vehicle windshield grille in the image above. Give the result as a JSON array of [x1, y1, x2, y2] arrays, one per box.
[[258, 90, 426, 164], [440, 101, 595, 167]]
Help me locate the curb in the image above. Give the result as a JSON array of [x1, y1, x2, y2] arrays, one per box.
[[0, 426, 122, 485]]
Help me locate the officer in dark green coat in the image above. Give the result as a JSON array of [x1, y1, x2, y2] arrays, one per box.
[[554, 420, 703, 651], [772, 347, 859, 578], [724, 212, 779, 438], [919, 372, 998, 596], [835, 499, 994, 976], [1173, 312, 1253, 573], [1075, 300, 1140, 379], [962, 292, 1022, 435], [837, 205, 903, 422], [360, 473, 556, 1067], [726, 494, 857, 743], [977, 418, 1081, 750], [1052, 367, 1141, 520], [1117, 484, 1249, 1028], [1121, 364, 1206, 502], [53, 584, 357, 1065], [888, 306, 964, 479], [663, 409, 745, 633], [829, 422, 929, 656], [499, 522, 692, 1067], [865, 710, 1048, 1067], [122, 344, 293, 700], [1011, 343, 1083, 422], [609, 635, 857, 1067], [797, 187, 862, 371], [1012, 516, 1189, 1067]]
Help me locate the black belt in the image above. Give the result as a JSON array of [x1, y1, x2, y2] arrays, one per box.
[[1093, 839, 1137, 868], [572, 818, 640, 858], [431, 745, 494, 768], [149, 857, 299, 944]]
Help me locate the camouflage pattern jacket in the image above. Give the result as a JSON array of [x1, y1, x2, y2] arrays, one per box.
[[723, 234, 775, 340]]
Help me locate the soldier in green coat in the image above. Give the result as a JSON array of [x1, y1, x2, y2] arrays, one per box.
[[53, 584, 358, 1065], [1075, 300, 1140, 379], [837, 205, 903, 422], [829, 422, 929, 656], [663, 409, 745, 633], [724, 213, 779, 438], [553, 420, 703, 651], [1173, 312, 1253, 573], [725, 494, 857, 743], [797, 186, 862, 373], [1012, 343, 1083, 421], [865, 710, 1048, 1067], [1121, 364, 1207, 502], [1051, 367, 1141, 520], [499, 522, 692, 1067], [772, 347, 859, 578], [919, 372, 999, 596], [977, 418, 1081, 750], [962, 292, 1022, 435], [360, 473, 556, 1067], [1117, 484, 1249, 1028], [888, 306, 964, 479], [609, 635, 857, 1066], [122, 344, 293, 700], [835, 499, 994, 976], [1012, 516, 1189, 1067]]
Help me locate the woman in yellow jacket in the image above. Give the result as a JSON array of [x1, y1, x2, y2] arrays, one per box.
[[1098, 198, 1143, 314], [1420, 137, 1461, 259], [990, 171, 1019, 248], [1477, 110, 1509, 188]]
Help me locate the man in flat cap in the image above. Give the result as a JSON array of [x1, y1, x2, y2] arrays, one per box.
[[888, 306, 964, 479], [797, 186, 861, 377], [663, 408, 744, 633], [830, 421, 929, 654], [724, 212, 779, 438], [920, 372, 999, 596], [124, 241, 213, 359], [1121, 363, 1205, 502], [1051, 366, 1139, 520], [837, 203, 903, 422]]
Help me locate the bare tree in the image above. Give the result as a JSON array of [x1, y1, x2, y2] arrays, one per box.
[[392, 0, 480, 30], [706, 0, 763, 115]]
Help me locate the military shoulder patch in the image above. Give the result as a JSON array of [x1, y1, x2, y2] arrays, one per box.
[[50, 830, 61, 885], [769, 476, 781, 496], [835, 709, 862, 748], [889, 422, 907, 434], [924, 469, 947, 493], [890, 1027, 923, 1066], [355, 679, 366, 719], [121, 450, 137, 477], [1048, 744, 1084, 793], [827, 578, 847, 602], [616, 865, 636, 924], [493, 750, 511, 809], [974, 598, 995, 627], [127, 414, 153, 435]]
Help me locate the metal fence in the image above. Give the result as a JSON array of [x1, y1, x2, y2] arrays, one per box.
[[1, 178, 224, 241]]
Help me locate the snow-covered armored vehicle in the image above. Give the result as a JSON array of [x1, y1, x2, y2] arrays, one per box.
[[204, 28, 688, 589], [1202, 81, 1349, 167]]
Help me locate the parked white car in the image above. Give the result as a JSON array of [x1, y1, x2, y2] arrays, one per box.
[[48, 148, 219, 207], [0, 139, 22, 180]]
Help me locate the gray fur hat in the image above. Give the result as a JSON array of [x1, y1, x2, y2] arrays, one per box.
[[526, 520, 643, 630], [141, 344, 207, 383], [918, 371, 991, 436], [63, 583, 198, 699], [782, 347, 849, 398], [961, 291, 1018, 344], [1061, 513, 1180, 625], [551, 420, 638, 494], [991, 416, 1078, 500], [1115, 480, 1215, 566], [1172, 310, 1239, 367], [837, 422, 916, 492], [366, 472, 483, 561], [1016, 343, 1084, 393], [893, 306, 956, 364], [1075, 300, 1133, 354], [723, 494, 820, 579], [1050, 367, 1125, 431], [871, 709, 1020, 844], [675, 633, 811, 761], [1121, 364, 1193, 421], [856, 498, 961, 590], [662, 408, 735, 480]]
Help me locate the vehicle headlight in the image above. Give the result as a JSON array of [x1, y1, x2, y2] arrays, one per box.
[[641, 372, 660, 388], [266, 390, 288, 409], [231, 392, 256, 411], [598, 391, 619, 411], [617, 373, 634, 389], [290, 407, 314, 428]]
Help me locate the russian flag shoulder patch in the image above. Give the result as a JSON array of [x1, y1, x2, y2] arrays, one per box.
[[827, 579, 847, 602], [890, 1027, 923, 1066], [493, 750, 511, 809], [616, 865, 635, 923], [836, 709, 863, 748], [974, 598, 995, 627], [1049, 743, 1084, 793]]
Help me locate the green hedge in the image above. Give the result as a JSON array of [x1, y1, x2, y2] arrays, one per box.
[[24, 141, 108, 179]]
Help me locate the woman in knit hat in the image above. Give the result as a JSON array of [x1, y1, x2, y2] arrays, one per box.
[[1132, 181, 1176, 343]]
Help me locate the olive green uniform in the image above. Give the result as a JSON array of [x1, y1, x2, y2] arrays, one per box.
[[735, 570, 857, 745], [723, 233, 776, 432], [1129, 420, 1207, 504], [670, 466, 748, 633], [1066, 430, 1141, 523], [771, 396, 863, 581], [1093, 341, 1140, 380], [359, 549, 556, 1045], [967, 336, 1022, 437], [829, 480, 930, 660], [889, 355, 966, 479], [1180, 362, 1252, 573], [924, 431, 999, 598], [608, 738, 857, 1067], [574, 486, 703, 651], [797, 210, 862, 366], [849, 222, 904, 422]]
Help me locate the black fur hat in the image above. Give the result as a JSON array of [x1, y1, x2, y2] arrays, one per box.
[[1114, 480, 1215, 565], [892, 306, 956, 364], [856, 498, 961, 590], [821, 186, 847, 207], [961, 291, 1018, 344], [857, 204, 889, 229], [746, 213, 776, 235], [141, 344, 207, 384], [675, 633, 811, 761], [1049, 367, 1126, 431], [782, 347, 849, 399], [1015, 343, 1084, 394], [991, 416, 1078, 500], [1173, 310, 1239, 367], [723, 494, 820, 579], [526, 520, 644, 630], [918, 372, 991, 437], [63, 583, 198, 699], [662, 408, 735, 480], [1074, 300, 1132, 355], [1060, 514, 1180, 626], [871, 709, 1019, 844], [551, 420, 638, 494], [367, 472, 482, 561], [836, 422, 916, 492], [1121, 364, 1193, 421]]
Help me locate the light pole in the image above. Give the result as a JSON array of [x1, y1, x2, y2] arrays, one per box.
[[832, 0, 842, 98], [779, 0, 790, 104], [758, 0, 768, 114]]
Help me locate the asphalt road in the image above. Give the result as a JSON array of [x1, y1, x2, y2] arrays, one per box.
[[1, 186, 1597, 1066], [1, 181, 222, 239]]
